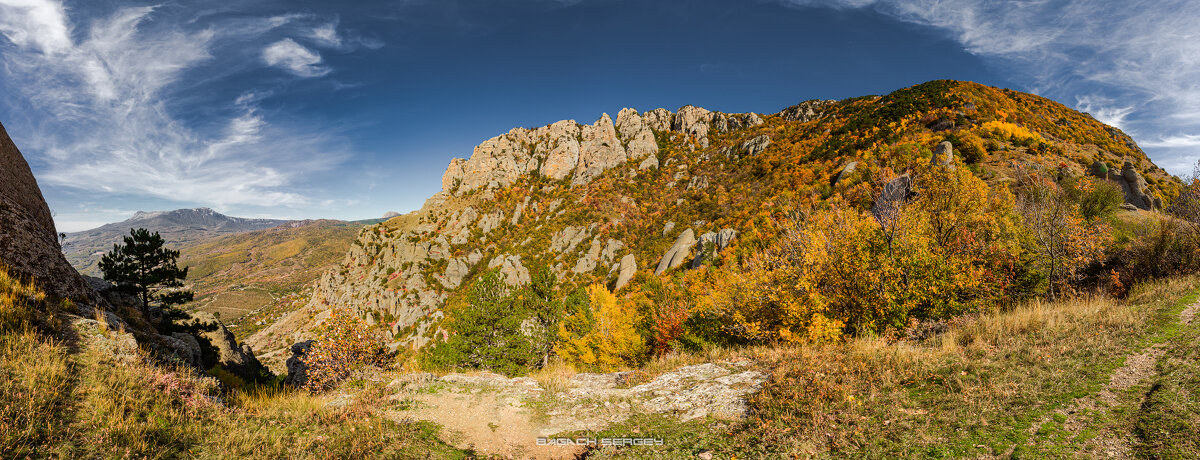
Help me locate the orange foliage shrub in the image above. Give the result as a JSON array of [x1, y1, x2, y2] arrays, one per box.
[[301, 308, 389, 391]]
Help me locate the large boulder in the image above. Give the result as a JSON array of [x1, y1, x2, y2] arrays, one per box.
[[932, 141, 954, 167], [739, 135, 771, 157], [284, 340, 314, 387], [655, 229, 698, 275], [186, 311, 270, 381], [615, 254, 637, 291]]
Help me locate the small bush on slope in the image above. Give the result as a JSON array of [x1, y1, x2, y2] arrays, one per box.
[[302, 308, 390, 391]]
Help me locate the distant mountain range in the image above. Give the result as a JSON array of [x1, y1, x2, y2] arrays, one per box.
[[62, 207, 292, 276]]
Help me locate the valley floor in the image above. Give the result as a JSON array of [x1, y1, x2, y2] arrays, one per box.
[[5, 276, 1200, 459]]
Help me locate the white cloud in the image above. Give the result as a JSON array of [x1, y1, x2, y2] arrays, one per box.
[[0, 0, 348, 214], [1141, 134, 1200, 149], [309, 22, 343, 47], [1075, 95, 1135, 129], [262, 38, 330, 77], [0, 0, 71, 54]]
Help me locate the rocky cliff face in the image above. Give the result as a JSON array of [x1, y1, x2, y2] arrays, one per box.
[[2, 122, 269, 383], [246, 104, 767, 362], [0, 122, 104, 308]]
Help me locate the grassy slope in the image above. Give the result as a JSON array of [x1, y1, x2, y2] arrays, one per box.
[[0, 267, 470, 459], [568, 277, 1199, 459], [0, 328, 471, 459], [177, 220, 362, 336]]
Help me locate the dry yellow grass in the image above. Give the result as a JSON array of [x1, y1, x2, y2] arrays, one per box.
[[584, 276, 1200, 459]]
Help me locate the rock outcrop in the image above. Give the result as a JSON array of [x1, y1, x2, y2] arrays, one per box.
[[692, 229, 738, 268], [284, 340, 314, 387], [1089, 160, 1162, 210], [0, 122, 104, 308], [439, 104, 763, 195], [655, 229, 698, 275], [614, 254, 637, 291], [831, 161, 858, 186], [186, 311, 270, 381], [777, 99, 836, 122], [932, 141, 954, 167], [488, 254, 531, 286]]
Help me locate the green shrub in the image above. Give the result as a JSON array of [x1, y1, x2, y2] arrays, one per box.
[[424, 268, 562, 376], [1065, 176, 1125, 220]]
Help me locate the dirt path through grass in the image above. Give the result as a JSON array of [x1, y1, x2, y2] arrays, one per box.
[[1039, 298, 1200, 458]]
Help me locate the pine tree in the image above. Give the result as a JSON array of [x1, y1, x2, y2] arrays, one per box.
[[99, 228, 194, 316]]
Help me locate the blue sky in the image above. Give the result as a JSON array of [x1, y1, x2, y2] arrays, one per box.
[[0, 0, 1197, 232]]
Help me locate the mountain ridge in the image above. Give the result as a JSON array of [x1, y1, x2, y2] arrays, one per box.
[[245, 80, 1182, 370], [62, 207, 293, 276]]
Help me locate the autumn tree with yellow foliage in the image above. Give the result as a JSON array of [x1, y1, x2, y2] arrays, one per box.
[[705, 159, 1036, 343], [555, 284, 647, 371]]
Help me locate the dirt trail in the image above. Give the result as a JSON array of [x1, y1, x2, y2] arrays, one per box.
[[372, 362, 766, 459], [385, 388, 583, 460], [1035, 299, 1200, 458]]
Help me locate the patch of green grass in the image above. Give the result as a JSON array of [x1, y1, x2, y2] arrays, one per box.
[[1135, 305, 1200, 458]]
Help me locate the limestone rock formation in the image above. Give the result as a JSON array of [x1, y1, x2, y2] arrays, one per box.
[[615, 108, 658, 161], [441, 258, 470, 289], [712, 112, 764, 133], [740, 135, 772, 157], [284, 340, 314, 387], [777, 99, 836, 122], [0, 122, 104, 308], [655, 229, 698, 275], [933, 141, 954, 166], [832, 161, 858, 187], [187, 311, 270, 381], [488, 254, 531, 286], [573, 114, 628, 185], [692, 229, 738, 268], [674, 106, 713, 148], [438, 104, 766, 195], [615, 254, 637, 291], [1089, 160, 1162, 210], [163, 332, 203, 367]]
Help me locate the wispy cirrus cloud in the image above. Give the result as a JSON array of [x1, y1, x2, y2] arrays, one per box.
[[263, 38, 330, 77], [774, 0, 1200, 174], [0, 0, 370, 230]]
